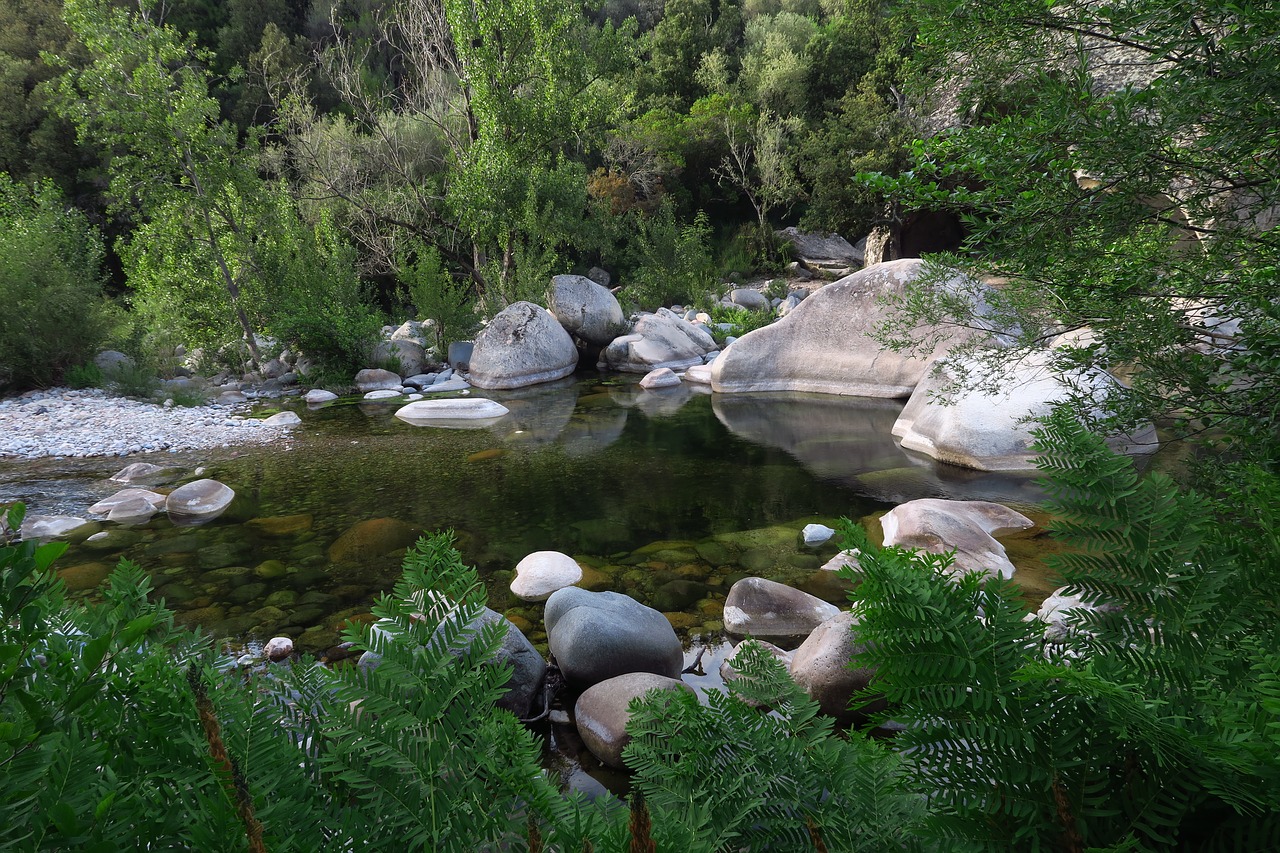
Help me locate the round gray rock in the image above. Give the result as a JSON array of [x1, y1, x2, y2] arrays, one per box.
[[303, 389, 338, 404], [165, 479, 235, 523], [639, 367, 681, 390], [788, 612, 884, 724], [545, 587, 683, 688], [547, 274, 628, 347], [372, 339, 428, 378], [355, 368, 402, 393], [469, 302, 579, 390], [262, 411, 302, 427], [574, 672, 693, 768], [723, 577, 840, 642]]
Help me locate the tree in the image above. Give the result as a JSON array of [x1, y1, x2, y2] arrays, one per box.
[[864, 0, 1280, 468]]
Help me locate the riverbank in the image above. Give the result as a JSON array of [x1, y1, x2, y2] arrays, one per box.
[[0, 387, 294, 459]]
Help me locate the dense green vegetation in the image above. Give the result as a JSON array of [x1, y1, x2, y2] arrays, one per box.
[[3, 0, 1278, 847]]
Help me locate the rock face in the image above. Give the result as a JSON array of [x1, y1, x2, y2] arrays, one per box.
[[511, 550, 583, 602], [711, 260, 998, 397], [788, 612, 884, 724], [544, 588, 683, 688], [776, 226, 863, 275], [880, 498, 1032, 580], [469, 302, 579, 390], [355, 368, 403, 393], [893, 350, 1159, 471], [165, 479, 235, 524], [723, 577, 841, 642], [547, 274, 628, 347], [574, 673, 692, 768], [597, 308, 717, 373]]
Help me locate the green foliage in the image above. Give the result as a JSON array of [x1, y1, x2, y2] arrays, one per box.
[[841, 409, 1280, 850], [625, 640, 927, 851], [706, 304, 775, 344], [623, 201, 717, 310], [398, 242, 479, 349], [103, 362, 160, 399], [0, 176, 113, 392], [62, 363, 102, 390]]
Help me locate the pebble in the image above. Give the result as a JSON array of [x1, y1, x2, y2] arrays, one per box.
[[0, 388, 297, 460]]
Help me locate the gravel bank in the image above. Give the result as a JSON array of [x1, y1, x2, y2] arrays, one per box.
[[0, 388, 297, 460]]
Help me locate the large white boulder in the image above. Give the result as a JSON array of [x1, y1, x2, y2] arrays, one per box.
[[880, 498, 1033, 581], [547, 274, 628, 347], [710, 259, 1000, 397], [597, 308, 716, 373], [893, 350, 1159, 471], [468, 302, 579, 390]]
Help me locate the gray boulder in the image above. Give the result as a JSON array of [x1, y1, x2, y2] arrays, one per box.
[[390, 319, 434, 348], [109, 462, 178, 486], [893, 349, 1159, 471], [639, 367, 681, 390], [355, 368, 402, 393], [776, 227, 863, 273], [723, 577, 840, 643], [372, 340, 428, 379], [711, 259, 1001, 397], [788, 612, 884, 724], [586, 266, 612, 287], [574, 673, 692, 768], [262, 411, 302, 427], [94, 350, 136, 376], [304, 389, 338, 404], [545, 587, 683, 688], [547, 274, 628, 347], [727, 288, 768, 311], [597, 308, 716, 373], [165, 479, 235, 524], [468, 302, 579, 390], [880, 498, 1033, 581]]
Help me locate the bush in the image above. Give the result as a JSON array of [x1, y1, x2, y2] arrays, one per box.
[[63, 363, 103, 390], [626, 202, 716, 311], [399, 242, 480, 350], [0, 177, 114, 392]]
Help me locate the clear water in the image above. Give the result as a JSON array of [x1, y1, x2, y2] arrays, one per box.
[[0, 376, 1056, 659]]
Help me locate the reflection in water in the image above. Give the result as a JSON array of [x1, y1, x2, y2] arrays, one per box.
[[713, 392, 1046, 506]]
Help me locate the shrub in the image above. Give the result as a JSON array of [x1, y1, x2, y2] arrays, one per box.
[[626, 201, 716, 310], [0, 177, 113, 392], [63, 363, 103, 390], [398, 241, 480, 350]]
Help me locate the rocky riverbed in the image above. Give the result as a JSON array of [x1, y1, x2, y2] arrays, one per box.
[[0, 388, 297, 459]]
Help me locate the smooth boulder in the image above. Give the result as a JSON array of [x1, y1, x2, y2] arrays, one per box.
[[303, 389, 338, 403], [639, 367, 681, 390], [165, 479, 235, 523], [880, 498, 1033, 581], [597, 308, 716, 373], [723, 577, 840, 643], [545, 587, 683, 688], [788, 612, 884, 724], [711, 259, 1000, 397], [469, 302, 579, 390], [547, 274, 628, 347], [893, 350, 1159, 471], [262, 411, 301, 426], [511, 550, 583, 602], [372, 339, 428, 378], [88, 488, 167, 517], [109, 462, 177, 486], [355, 368, 402, 393], [394, 398, 509, 427], [574, 673, 692, 768]]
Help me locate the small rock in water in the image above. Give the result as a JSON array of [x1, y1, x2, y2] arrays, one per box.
[[263, 636, 294, 662], [802, 523, 836, 546]]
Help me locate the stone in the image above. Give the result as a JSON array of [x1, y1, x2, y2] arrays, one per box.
[[586, 266, 612, 287], [262, 411, 302, 426], [727, 288, 768, 311], [372, 339, 428, 378], [363, 389, 402, 400], [390, 320, 434, 347], [419, 379, 470, 395], [394, 398, 509, 427], [776, 226, 863, 269], [245, 514, 313, 537], [723, 577, 840, 642], [354, 368, 402, 393], [263, 636, 294, 662], [109, 462, 177, 486], [597, 309, 717, 373], [468, 302, 579, 390], [328, 517, 419, 563], [511, 550, 583, 601], [165, 479, 235, 523], [788, 612, 884, 723], [402, 373, 434, 389], [94, 350, 136, 375], [304, 389, 338, 404], [880, 499, 1033, 581], [20, 515, 95, 542], [447, 341, 474, 370], [87, 488, 167, 517], [1036, 587, 1120, 644], [639, 367, 681, 390], [59, 561, 113, 592], [218, 390, 249, 404], [547, 274, 628, 347], [574, 673, 693, 768], [544, 587, 683, 688], [820, 550, 861, 573], [802, 523, 836, 546], [105, 497, 161, 525], [893, 350, 1160, 471], [711, 259, 1003, 396], [683, 364, 713, 385]]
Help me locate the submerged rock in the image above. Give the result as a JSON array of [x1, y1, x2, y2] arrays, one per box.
[[328, 517, 419, 563], [723, 577, 840, 643], [109, 462, 179, 486], [165, 479, 235, 524]]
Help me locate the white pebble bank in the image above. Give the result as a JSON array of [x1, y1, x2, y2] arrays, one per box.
[[0, 388, 297, 460]]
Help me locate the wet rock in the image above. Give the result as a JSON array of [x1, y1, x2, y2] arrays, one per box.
[[597, 309, 716, 373], [723, 577, 840, 643], [511, 551, 583, 602], [639, 367, 681, 390], [651, 579, 708, 612], [58, 561, 113, 592], [574, 672, 693, 768], [327, 517, 419, 563], [545, 588, 683, 688], [19, 515, 97, 542], [263, 636, 294, 662], [87, 488, 167, 517], [165, 479, 235, 524], [802, 523, 836, 546], [788, 612, 884, 724], [81, 528, 142, 552], [880, 498, 1033, 581], [109, 462, 178, 486], [262, 411, 301, 427], [245, 514, 313, 537], [364, 389, 402, 400]]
